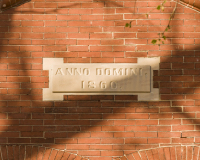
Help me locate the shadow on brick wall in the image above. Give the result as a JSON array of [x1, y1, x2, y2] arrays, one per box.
[[0, 1, 200, 159]]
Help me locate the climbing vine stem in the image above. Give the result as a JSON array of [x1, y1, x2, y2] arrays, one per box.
[[125, 0, 178, 45]]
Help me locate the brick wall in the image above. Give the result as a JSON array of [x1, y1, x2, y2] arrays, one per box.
[[0, 0, 200, 159]]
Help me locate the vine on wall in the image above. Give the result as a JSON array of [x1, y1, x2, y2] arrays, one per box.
[[125, 0, 178, 45]]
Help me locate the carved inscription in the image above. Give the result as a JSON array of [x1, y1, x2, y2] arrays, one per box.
[[52, 64, 151, 93], [96, 68, 142, 76], [81, 81, 118, 89]]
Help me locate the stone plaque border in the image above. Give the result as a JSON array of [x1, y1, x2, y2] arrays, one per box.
[[43, 57, 160, 101]]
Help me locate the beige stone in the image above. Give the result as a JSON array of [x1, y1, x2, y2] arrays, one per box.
[[52, 64, 150, 93], [43, 57, 160, 101]]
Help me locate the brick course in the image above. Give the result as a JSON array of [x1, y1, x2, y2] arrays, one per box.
[[115, 145, 200, 160], [0, 145, 88, 159]]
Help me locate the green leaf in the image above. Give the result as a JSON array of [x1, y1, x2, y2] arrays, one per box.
[[162, 41, 165, 44], [161, 6, 164, 11], [151, 39, 157, 44], [162, 35, 166, 40], [157, 5, 161, 10], [145, 14, 149, 18], [165, 25, 171, 31], [125, 23, 129, 27], [163, 0, 167, 4]]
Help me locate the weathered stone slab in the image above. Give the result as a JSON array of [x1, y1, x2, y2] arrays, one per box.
[[43, 57, 160, 101], [52, 64, 151, 93]]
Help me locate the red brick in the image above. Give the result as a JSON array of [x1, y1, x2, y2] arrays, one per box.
[[101, 52, 123, 58], [148, 51, 171, 56], [136, 108, 158, 113], [21, 132, 43, 137], [32, 15, 56, 21], [68, 33, 89, 38], [20, 46, 42, 52], [171, 76, 193, 81], [20, 58, 42, 63], [44, 33, 66, 39], [101, 40, 124, 45], [0, 33, 20, 38], [45, 21, 68, 27], [149, 113, 172, 119], [69, 8, 92, 14], [135, 120, 158, 125], [148, 138, 171, 144], [65, 58, 90, 63], [32, 27, 55, 33], [0, 46, 20, 52], [125, 52, 147, 57], [90, 33, 112, 39], [184, 33, 200, 38], [154, 76, 170, 81], [184, 70, 200, 75], [125, 102, 148, 107], [90, 46, 112, 52], [31, 138, 54, 143], [115, 58, 137, 63], [80, 27, 102, 32], [91, 58, 114, 63], [0, 77, 6, 82], [161, 106, 182, 112], [68, 21, 91, 27], [43, 46, 66, 52], [148, 126, 171, 132], [78, 52, 100, 57], [7, 77, 30, 82], [55, 52, 77, 57], [81, 15, 103, 20], [93, 21, 115, 27], [34, 2, 57, 8], [101, 151, 123, 157], [161, 95, 184, 100], [0, 70, 18, 76], [9, 40, 31, 45], [77, 40, 100, 45], [21, 21, 44, 26], [160, 119, 181, 125], [0, 83, 20, 88], [113, 46, 135, 52], [103, 27, 124, 32], [68, 46, 88, 52], [173, 51, 194, 56], [172, 63, 194, 69], [160, 82, 183, 88], [126, 114, 148, 119], [8, 64, 31, 70], [161, 57, 183, 63]]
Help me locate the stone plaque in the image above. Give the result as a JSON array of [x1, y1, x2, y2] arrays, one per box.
[[52, 64, 150, 93], [43, 57, 160, 101]]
